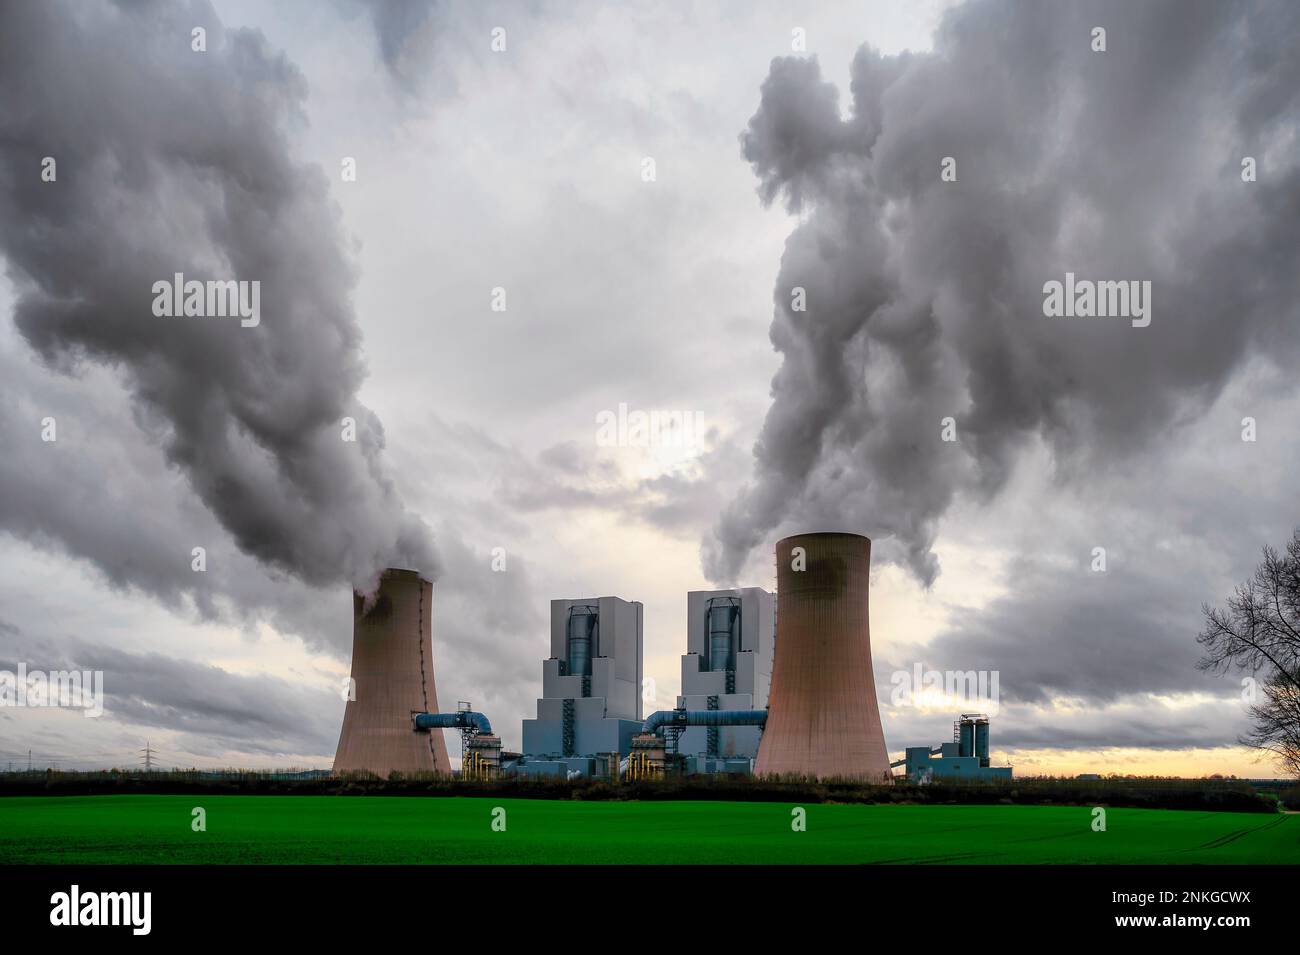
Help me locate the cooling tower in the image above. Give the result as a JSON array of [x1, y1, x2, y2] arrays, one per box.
[[332, 568, 451, 776], [755, 533, 892, 781]]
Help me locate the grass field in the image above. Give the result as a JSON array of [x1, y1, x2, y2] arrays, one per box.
[[0, 795, 1295, 864]]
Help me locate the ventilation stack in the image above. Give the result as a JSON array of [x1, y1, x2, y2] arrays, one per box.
[[333, 568, 451, 776], [755, 532, 892, 781]]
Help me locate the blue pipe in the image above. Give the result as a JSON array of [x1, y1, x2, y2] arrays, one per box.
[[413, 711, 493, 735], [641, 709, 767, 735]]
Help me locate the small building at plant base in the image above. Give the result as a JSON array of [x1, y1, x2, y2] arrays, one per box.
[[898, 714, 1013, 783]]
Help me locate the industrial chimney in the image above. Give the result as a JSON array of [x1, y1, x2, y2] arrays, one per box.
[[755, 533, 892, 781], [333, 568, 451, 776]]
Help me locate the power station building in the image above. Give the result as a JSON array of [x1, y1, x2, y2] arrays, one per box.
[[518, 597, 644, 776], [675, 588, 774, 773], [332, 544, 1010, 788]]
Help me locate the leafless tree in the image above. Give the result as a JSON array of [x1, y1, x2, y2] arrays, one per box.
[[1198, 530, 1300, 777]]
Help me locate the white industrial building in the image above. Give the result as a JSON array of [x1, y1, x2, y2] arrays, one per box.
[[675, 588, 774, 771], [519, 596, 644, 775]]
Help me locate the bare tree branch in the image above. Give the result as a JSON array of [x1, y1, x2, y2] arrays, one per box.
[[1199, 530, 1300, 778]]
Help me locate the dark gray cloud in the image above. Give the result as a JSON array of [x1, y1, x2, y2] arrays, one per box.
[[0, 326, 352, 648], [706, 0, 1300, 586], [990, 709, 1240, 753], [0, 624, 340, 761], [874, 359, 1300, 708], [880, 698, 1249, 755], [0, 0, 436, 593], [885, 554, 1221, 706]]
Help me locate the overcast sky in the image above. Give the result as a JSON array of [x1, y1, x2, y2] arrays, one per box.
[[2, 0, 1297, 777]]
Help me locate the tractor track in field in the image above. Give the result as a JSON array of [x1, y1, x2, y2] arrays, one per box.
[[1193, 814, 1288, 850], [866, 851, 986, 864]]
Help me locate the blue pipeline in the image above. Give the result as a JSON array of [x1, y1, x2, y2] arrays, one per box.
[[413, 711, 493, 735], [641, 709, 767, 735]]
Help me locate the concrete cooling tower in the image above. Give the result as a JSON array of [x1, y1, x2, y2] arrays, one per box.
[[333, 568, 451, 776], [755, 533, 892, 781]]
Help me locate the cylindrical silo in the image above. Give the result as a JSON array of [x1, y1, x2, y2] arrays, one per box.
[[332, 568, 451, 776], [566, 605, 598, 678], [755, 533, 892, 781], [959, 718, 975, 758], [706, 596, 740, 673], [974, 718, 990, 768]]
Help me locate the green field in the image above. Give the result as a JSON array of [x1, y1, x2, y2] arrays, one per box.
[[0, 796, 1295, 864]]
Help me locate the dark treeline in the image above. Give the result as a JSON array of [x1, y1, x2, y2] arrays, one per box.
[[0, 770, 1291, 813]]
